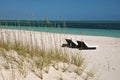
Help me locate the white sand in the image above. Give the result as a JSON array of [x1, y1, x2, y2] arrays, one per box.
[[0, 29, 120, 80]]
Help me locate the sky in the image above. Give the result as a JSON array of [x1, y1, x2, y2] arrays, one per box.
[[0, 0, 120, 20]]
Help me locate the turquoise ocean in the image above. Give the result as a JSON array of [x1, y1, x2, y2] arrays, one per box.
[[0, 20, 120, 38], [1, 25, 120, 38]]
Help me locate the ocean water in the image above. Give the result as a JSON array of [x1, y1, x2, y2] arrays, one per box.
[[1, 25, 120, 38]]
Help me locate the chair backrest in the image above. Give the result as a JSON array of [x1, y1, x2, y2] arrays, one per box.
[[65, 39, 77, 47], [77, 41, 88, 48]]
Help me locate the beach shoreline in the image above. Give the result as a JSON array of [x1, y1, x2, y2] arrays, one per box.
[[1, 25, 120, 38]]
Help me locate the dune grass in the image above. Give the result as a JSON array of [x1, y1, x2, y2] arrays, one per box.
[[0, 27, 97, 80]]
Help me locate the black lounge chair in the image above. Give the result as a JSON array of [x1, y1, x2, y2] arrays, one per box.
[[77, 41, 96, 50], [62, 39, 77, 48]]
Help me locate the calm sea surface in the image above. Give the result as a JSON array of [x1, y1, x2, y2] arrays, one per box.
[[1, 25, 120, 38]]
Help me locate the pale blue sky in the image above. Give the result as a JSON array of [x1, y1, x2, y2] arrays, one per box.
[[0, 0, 120, 20]]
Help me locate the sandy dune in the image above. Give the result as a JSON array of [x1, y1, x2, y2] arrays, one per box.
[[0, 29, 120, 80]]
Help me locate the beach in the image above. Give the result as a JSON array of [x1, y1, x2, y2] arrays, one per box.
[[0, 29, 120, 80]]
